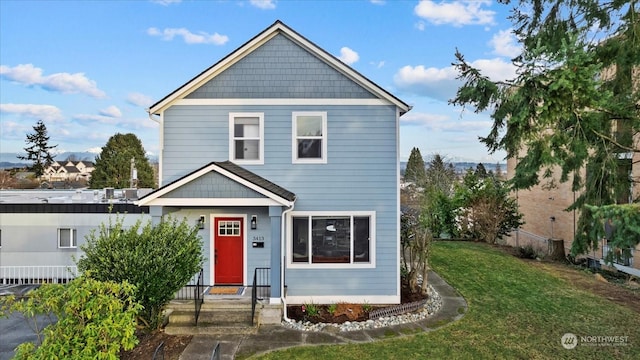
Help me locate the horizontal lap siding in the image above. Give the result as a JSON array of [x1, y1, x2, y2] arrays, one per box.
[[0, 213, 150, 267], [162, 104, 399, 300]]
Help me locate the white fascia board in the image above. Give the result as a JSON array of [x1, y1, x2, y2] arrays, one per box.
[[173, 98, 392, 106], [141, 198, 283, 207]]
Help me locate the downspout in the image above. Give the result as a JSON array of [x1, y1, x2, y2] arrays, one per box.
[[280, 200, 295, 322]]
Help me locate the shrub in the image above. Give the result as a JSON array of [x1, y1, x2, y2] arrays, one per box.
[[0, 276, 141, 359], [77, 215, 204, 329], [516, 245, 538, 259], [302, 302, 319, 317]]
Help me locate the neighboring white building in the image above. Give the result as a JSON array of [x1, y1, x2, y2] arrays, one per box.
[[41, 161, 96, 183], [0, 188, 151, 284]]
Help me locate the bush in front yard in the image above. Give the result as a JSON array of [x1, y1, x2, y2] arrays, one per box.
[[77, 215, 204, 329], [0, 276, 141, 359]]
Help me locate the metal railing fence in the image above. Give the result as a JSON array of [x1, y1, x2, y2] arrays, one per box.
[[0, 266, 78, 285], [251, 267, 270, 326]]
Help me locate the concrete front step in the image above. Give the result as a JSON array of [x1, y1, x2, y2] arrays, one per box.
[[164, 324, 258, 336], [168, 310, 253, 326]]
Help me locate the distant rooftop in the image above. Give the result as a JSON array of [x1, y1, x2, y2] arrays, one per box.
[[0, 188, 153, 204]]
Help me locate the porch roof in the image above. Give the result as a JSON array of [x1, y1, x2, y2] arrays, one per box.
[[136, 161, 296, 207]]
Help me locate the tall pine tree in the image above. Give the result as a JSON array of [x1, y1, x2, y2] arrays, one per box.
[[451, 0, 639, 256], [405, 147, 426, 185], [89, 133, 155, 189], [18, 120, 57, 178]]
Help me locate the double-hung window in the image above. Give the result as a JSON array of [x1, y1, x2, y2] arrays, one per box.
[[230, 113, 264, 164], [290, 212, 374, 268], [58, 228, 77, 248], [292, 112, 327, 164]]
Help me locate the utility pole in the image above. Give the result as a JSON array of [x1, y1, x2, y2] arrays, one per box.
[[130, 157, 137, 188]]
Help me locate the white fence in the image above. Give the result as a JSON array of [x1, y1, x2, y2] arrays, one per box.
[[0, 266, 78, 285]]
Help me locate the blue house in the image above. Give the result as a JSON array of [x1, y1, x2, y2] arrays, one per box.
[[137, 21, 411, 307]]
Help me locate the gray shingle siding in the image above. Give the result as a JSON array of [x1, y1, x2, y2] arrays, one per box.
[[164, 171, 264, 199], [186, 34, 376, 99]]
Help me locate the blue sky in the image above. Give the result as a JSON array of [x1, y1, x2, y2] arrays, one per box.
[[0, 0, 519, 163]]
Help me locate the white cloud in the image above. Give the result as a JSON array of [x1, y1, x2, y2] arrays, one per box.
[[249, 0, 276, 10], [415, 21, 426, 31], [147, 27, 229, 45], [338, 47, 359, 65], [393, 58, 516, 100], [0, 103, 64, 121], [99, 105, 122, 118], [0, 64, 106, 98], [150, 0, 182, 5], [85, 147, 102, 154], [489, 29, 521, 58], [414, 0, 495, 27], [401, 111, 491, 132], [370, 0, 385, 5], [394, 64, 460, 101], [470, 58, 517, 82], [127, 92, 154, 108], [74, 113, 121, 124]]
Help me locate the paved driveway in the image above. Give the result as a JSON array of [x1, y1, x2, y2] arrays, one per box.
[[0, 285, 54, 360]]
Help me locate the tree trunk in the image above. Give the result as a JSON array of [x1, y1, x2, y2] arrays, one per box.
[[548, 238, 566, 261]]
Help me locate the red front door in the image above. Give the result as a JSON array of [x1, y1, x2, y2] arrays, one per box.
[[214, 217, 244, 284]]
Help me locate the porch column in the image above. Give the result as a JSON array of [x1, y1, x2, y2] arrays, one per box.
[[269, 206, 282, 300]]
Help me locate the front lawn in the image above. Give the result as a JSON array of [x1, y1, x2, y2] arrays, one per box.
[[257, 241, 640, 359]]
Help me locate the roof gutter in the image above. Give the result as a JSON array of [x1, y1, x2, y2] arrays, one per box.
[[147, 110, 161, 124]]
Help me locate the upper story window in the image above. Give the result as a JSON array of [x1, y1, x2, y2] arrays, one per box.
[[292, 112, 327, 164], [230, 113, 264, 164], [58, 228, 77, 248]]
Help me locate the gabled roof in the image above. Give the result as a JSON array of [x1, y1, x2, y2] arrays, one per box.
[[148, 20, 410, 115], [136, 161, 296, 207]]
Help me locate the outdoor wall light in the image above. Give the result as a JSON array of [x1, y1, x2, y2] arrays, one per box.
[[197, 215, 205, 229], [251, 215, 257, 230]]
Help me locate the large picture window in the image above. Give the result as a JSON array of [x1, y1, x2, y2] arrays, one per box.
[[292, 112, 327, 163], [290, 212, 374, 267], [230, 113, 264, 164], [58, 228, 77, 248]]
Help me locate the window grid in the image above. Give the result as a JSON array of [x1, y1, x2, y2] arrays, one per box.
[[218, 221, 241, 236]]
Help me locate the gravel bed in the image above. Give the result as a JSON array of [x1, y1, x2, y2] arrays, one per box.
[[281, 284, 442, 332]]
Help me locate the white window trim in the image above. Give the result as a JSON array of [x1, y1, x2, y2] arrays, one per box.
[[292, 111, 327, 164], [229, 112, 264, 165], [58, 228, 77, 249], [286, 211, 375, 269]]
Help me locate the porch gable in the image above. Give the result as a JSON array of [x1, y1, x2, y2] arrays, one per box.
[[136, 161, 295, 207]]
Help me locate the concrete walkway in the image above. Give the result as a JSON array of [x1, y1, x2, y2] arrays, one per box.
[[179, 271, 467, 360]]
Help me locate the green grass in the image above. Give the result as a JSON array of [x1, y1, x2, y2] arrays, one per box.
[[255, 241, 640, 359]]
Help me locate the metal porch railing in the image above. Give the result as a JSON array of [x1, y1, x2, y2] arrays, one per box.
[[251, 267, 270, 326], [194, 268, 204, 325]]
